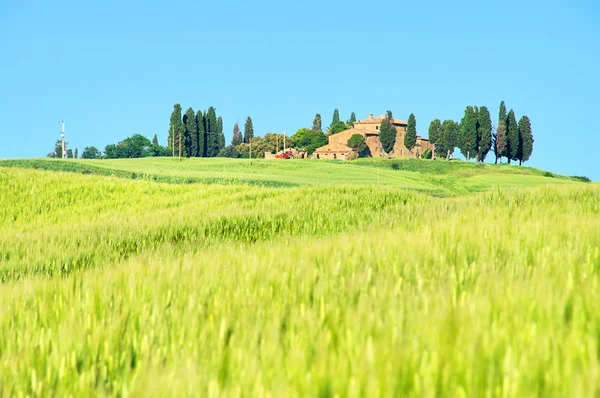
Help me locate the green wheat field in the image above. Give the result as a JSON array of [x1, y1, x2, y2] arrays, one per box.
[[0, 158, 599, 397]]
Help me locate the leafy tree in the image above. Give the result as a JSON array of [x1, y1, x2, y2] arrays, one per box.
[[206, 107, 219, 157], [329, 121, 348, 136], [477, 106, 492, 162], [459, 106, 477, 161], [404, 113, 417, 151], [47, 140, 67, 158], [223, 144, 241, 158], [517, 115, 534, 165], [291, 128, 326, 155], [105, 134, 153, 159], [183, 107, 197, 157], [379, 114, 396, 154], [440, 119, 459, 159], [331, 109, 340, 128], [150, 142, 171, 157], [81, 146, 101, 159], [347, 134, 370, 157], [217, 117, 225, 153], [196, 110, 206, 157], [66, 149, 74, 159], [506, 109, 519, 163], [348, 112, 357, 125], [493, 121, 508, 163], [243, 116, 254, 144], [232, 122, 242, 145], [428, 119, 442, 158], [168, 104, 185, 156], [152, 134, 159, 146], [312, 114, 322, 132]]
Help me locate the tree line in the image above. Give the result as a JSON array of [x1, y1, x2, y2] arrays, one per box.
[[48, 102, 533, 164], [428, 101, 534, 164]]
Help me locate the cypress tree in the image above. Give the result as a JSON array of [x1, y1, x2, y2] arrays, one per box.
[[232, 122, 242, 145], [217, 116, 225, 153], [152, 134, 159, 146], [348, 112, 357, 125], [183, 107, 197, 157], [379, 113, 396, 154], [205, 107, 219, 157], [331, 109, 340, 127], [441, 119, 459, 159], [477, 106, 492, 162], [244, 116, 254, 143], [168, 104, 185, 156], [507, 109, 519, 163], [494, 121, 508, 163], [517, 115, 534, 165], [404, 113, 417, 151], [74, 148, 78, 159], [499, 101, 507, 125], [312, 114, 322, 132], [428, 119, 442, 158], [459, 106, 477, 161], [196, 110, 206, 157]]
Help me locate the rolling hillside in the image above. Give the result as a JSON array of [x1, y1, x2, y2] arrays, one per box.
[[0, 158, 598, 396]]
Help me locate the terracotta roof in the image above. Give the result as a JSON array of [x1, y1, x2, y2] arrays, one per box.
[[417, 136, 429, 141], [313, 143, 353, 153], [354, 116, 407, 126]]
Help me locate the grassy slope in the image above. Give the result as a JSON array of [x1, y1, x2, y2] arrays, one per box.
[[0, 161, 599, 396], [0, 157, 582, 197]]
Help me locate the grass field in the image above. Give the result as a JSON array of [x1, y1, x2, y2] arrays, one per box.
[[0, 158, 599, 396]]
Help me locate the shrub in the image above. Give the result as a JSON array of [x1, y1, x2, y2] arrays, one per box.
[[422, 149, 432, 159], [571, 175, 591, 183]]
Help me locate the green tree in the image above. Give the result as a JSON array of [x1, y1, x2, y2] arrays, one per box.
[[206, 107, 219, 157], [243, 116, 254, 144], [477, 106, 492, 162], [291, 128, 326, 155], [217, 116, 225, 153], [347, 134, 370, 157], [404, 113, 417, 151], [329, 121, 348, 136], [152, 134, 159, 146], [379, 114, 396, 154], [507, 109, 519, 163], [348, 112, 357, 125], [331, 109, 340, 128], [66, 149, 74, 158], [440, 119, 459, 159], [517, 115, 534, 165], [74, 148, 78, 159], [196, 110, 206, 157], [499, 101, 507, 125], [428, 119, 442, 158], [232, 122, 242, 145], [47, 140, 66, 158], [183, 107, 197, 157], [81, 146, 101, 159], [168, 104, 185, 156], [105, 134, 153, 159], [493, 121, 508, 163], [312, 114, 322, 132], [459, 106, 477, 161]]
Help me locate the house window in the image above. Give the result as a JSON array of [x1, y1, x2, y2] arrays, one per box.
[[376, 126, 379, 130]]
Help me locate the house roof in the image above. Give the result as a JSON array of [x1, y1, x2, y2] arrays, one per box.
[[354, 115, 408, 126], [313, 142, 354, 153]]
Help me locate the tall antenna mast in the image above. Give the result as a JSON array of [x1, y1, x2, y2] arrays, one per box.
[[60, 121, 66, 159]]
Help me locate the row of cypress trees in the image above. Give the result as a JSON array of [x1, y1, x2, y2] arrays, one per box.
[[168, 104, 225, 157], [494, 101, 534, 165], [428, 102, 533, 164]]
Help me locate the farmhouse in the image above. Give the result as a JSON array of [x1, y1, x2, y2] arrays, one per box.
[[312, 113, 433, 160]]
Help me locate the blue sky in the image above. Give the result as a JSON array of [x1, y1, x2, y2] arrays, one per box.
[[1, 0, 599, 179]]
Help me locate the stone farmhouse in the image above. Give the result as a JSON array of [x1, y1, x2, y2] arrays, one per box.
[[312, 113, 433, 160]]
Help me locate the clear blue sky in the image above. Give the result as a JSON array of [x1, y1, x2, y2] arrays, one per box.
[[1, 0, 598, 179]]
